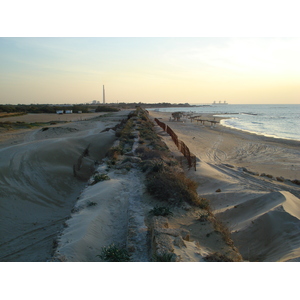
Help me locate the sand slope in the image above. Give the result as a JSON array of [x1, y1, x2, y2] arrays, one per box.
[[149, 110, 300, 262], [0, 113, 127, 261], [53, 165, 151, 262], [227, 191, 300, 262]]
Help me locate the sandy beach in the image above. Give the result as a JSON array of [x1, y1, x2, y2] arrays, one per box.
[[1, 109, 300, 262], [149, 110, 300, 261]]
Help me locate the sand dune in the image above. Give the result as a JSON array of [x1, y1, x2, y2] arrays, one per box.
[[53, 165, 151, 262], [230, 192, 300, 261], [0, 112, 127, 261], [149, 110, 300, 262], [54, 177, 128, 262], [214, 191, 300, 261], [2, 108, 300, 262]]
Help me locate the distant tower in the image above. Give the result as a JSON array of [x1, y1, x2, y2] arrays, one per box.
[[103, 85, 105, 104]]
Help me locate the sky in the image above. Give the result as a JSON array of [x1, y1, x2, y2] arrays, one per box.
[[1, 0, 300, 105], [1, 2, 300, 297], [1, 37, 300, 105]]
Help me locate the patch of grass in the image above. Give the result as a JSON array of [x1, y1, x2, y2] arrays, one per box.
[[106, 146, 123, 160], [97, 244, 131, 262], [136, 147, 167, 161], [210, 215, 234, 247], [118, 118, 136, 150], [92, 173, 110, 184], [0, 112, 26, 118], [198, 213, 209, 222], [153, 252, 174, 262], [146, 170, 200, 206], [204, 252, 234, 262], [151, 161, 166, 172], [198, 198, 210, 210], [0, 121, 50, 130], [149, 206, 173, 217]]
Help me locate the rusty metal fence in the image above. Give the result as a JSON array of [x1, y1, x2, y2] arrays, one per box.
[[154, 118, 196, 170]]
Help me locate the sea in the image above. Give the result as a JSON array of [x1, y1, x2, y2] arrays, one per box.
[[148, 104, 300, 141]]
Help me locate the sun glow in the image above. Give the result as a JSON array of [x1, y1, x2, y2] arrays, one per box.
[[1, 37, 300, 104]]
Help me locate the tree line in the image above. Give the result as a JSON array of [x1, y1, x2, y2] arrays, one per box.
[[0, 104, 119, 114]]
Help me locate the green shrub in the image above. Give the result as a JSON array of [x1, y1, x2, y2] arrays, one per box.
[[204, 252, 234, 262], [95, 105, 119, 112], [153, 252, 174, 262], [149, 206, 173, 217], [97, 244, 131, 262], [151, 161, 166, 172], [92, 173, 110, 184]]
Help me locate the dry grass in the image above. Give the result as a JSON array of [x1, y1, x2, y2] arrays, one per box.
[[206, 212, 236, 248], [122, 107, 242, 260], [146, 169, 201, 206], [204, 252, 235, 262], [0, 112, 26, 118], [106, 146, 123, 160]]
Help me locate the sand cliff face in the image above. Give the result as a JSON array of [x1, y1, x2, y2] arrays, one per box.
[[0, 113, 126, 261]]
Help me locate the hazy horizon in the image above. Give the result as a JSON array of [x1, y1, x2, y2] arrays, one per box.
[[1, 37, 300, 105]]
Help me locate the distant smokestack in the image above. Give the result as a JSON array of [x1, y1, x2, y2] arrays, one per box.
[[103, 85, 105, 104]]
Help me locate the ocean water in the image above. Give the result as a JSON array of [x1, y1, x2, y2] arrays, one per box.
[[149, 104, 300, 141]]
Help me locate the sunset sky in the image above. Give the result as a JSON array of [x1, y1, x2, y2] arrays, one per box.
[[1, 37, 300, 105]]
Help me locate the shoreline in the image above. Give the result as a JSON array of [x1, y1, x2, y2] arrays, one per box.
[[147, 105, 300, 142], [219, 118, 300, 142], [148, 110, 300, 181], [1, 109, 300, 262], [148, 110, 300, 261]]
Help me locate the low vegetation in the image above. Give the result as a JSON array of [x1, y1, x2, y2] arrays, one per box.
[[97, 244, 131, 262], [0, 104, 91, 114], [136, 107, 241, 260], [146, 170, 200, 206], [0, 121, 60, 131], [153, 252, 174, 262], [95, 105, 119, 112], [0, 112, 26, 118], [106, 146, 123, 160], [210, 215, 235, 248], [101, 106, 242, 261], [92, 173, 110, 184], [204, 252, 234, 262], [149, 206, 173, 217]]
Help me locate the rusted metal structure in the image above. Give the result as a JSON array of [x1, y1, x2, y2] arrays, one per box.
[[154, 118, 196, 171]]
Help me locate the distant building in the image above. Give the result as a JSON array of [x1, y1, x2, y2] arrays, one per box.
[[56, 110, 64, 114], [65, 110, 73, 114]]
